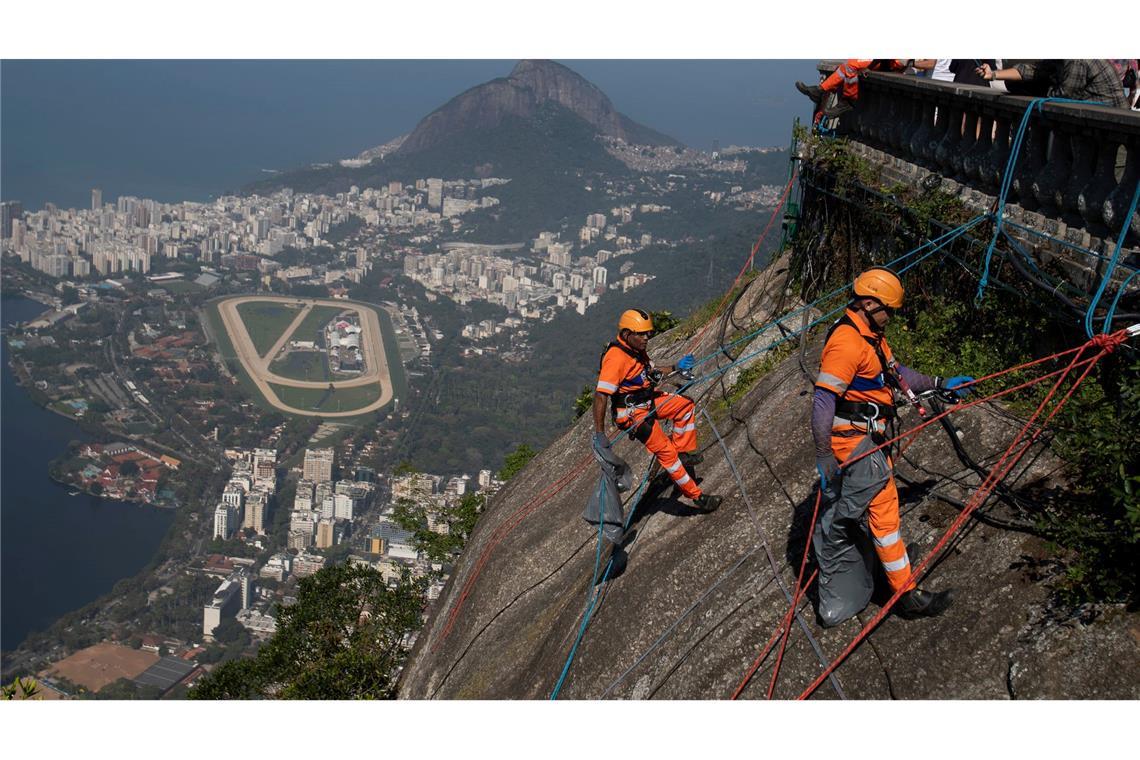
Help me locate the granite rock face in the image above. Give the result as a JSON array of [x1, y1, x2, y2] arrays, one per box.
[[398, 264, 1139, 700], [397, 60, 679, 155]]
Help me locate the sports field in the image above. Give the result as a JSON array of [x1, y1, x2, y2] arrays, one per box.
[[270, 351, 338, 382], [235, 301, 303, 357], [268, 380, 383, 412], [283, 304, 345, 346]]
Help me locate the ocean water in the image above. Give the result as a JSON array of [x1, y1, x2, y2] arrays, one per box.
[[1, 296, 175, 652], [1, 59, 818, 212]]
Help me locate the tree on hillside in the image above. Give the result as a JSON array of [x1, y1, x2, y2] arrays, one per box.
[[498, 444, 537, 481], [189, 564, 426, 699]]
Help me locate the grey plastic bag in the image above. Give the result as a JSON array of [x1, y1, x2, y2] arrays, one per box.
[[813, 434, 891, 627]]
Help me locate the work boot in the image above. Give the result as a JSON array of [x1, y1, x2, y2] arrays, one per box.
[[795, 80, 823, 104], [679, 451, 704, 468], [895, 588, 955, 620], [821, 97, 854, 119], [693, 493, 722, 513]]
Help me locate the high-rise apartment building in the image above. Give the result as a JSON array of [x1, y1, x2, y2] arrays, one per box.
[[315, 519, 335, 549], [303, 448, 334, 482], [0, 201, 22, 239], [426, 178, 443, 211], [213, 503, 235, 540], [91, 188, 102, 211], [243, 491, 267, 534]]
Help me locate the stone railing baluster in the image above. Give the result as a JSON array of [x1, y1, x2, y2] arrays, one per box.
[[807, 64, 1139, 249]]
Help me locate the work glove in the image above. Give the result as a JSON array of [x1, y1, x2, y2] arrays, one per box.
[[592, 432, 612, 456], [816, 455, 840, 491], [677, 354, 695, 372], [942, 375, 975, 398]]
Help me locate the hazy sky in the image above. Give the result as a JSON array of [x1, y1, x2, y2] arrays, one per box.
[[1, 60, 820, 211]]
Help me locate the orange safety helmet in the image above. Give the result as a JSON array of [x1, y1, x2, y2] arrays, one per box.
[[853, 267, 904, 309], [618, 308, 654, 334]]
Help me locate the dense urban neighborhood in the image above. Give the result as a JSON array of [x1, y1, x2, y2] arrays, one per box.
[[1, 123, 784, 697]]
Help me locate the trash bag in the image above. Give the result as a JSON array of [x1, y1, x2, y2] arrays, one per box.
[[813, 434, 890, 627], [583, 440, 632, 544]]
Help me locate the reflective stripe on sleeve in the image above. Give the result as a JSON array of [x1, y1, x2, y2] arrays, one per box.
[[816, 372, 849, 392], [675, 423, 696, 434], [665, 460, 682, 474], [596, 380, 618, 393]]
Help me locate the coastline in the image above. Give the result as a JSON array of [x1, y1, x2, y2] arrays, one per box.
[[2, 294, 178, 654], [45, 470, 179, 511]]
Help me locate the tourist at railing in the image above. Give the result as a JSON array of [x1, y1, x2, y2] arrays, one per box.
[[913, 59, 954, 82], [1114, 60, 1140, 110], [975, 60, 1128, 108]]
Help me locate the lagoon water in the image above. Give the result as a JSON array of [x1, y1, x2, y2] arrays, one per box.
[[1, 296, 174, 652]]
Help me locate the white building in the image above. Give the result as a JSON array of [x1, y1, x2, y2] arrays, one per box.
[[213, 503, 236, 540], [222, 484, 244, 510], [202, 575, 242, 637]]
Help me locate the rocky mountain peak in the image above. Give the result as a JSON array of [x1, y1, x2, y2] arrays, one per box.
[[396, 59, 679, 156]]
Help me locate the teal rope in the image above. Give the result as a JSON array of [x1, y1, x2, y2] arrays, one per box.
[[550, 460, 654, 699], [1086, 180, 1140, 337], [700, 214, 988, 365], [977, 96, 1112, 305], [1105, 267, 1140, 334], [1002, 217, 1140, 271]]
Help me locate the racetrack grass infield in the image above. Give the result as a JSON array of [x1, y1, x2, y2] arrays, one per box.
[[205, 300, 268, 408], [268, 350, 333, 383], [281, 304, 345, 347], [267, 380, 382, 413], [235, 301, 304, 357]]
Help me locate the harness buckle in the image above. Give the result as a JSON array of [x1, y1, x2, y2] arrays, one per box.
[[862, 401, 880, 423]]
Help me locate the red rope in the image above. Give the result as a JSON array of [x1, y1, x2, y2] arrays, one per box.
[[766, 489, 822, 699], [729, 568, 818, 700], [433, 454, 593, 650], [731, 329, 1127, 699], [795, 339, 1110, 699]]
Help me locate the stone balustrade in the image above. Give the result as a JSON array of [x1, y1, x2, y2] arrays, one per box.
[[813, 66, 1140, 255]]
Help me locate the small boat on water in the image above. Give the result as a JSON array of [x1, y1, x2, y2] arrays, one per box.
[[68, 490, 81, 496]]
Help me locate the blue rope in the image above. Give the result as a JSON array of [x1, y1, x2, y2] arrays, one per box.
[[549, 460, 653, 699], [976, 96, 1113, 305], [1105, 267, 1140, 334], [1086, 180, 1140, 337], [698, 214, 988, 365]]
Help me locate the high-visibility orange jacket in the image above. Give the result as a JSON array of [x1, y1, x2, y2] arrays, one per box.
[[596, 337, 653, 399], [821, 59, 908, 102], [596, 337, 702, 500], [815, 307, 896, 438]]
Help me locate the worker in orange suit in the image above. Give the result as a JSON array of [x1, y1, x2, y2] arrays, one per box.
[[796, 59, 911, 121], [592, 309, 722, 513], [812, 267, 972, 627]]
